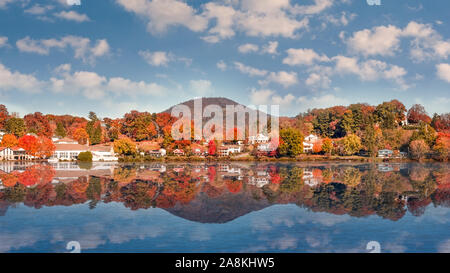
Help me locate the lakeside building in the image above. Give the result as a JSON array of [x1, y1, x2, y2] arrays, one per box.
[[378, 149, 394, 158], [248, 134, 269, 144], [173, 149, 185, 156], [51, 138, 118, 162], [218, 145, 242, 157], [303, 134, 320, 153], [0, 147, 13, 161]]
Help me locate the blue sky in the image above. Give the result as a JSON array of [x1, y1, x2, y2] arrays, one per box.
[[0, 0, 450, 118]]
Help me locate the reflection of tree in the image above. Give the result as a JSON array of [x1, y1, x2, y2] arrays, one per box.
[[0, 163, 449, 222]]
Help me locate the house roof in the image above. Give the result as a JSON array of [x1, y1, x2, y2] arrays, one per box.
[[137, 141, 161, 152], [89, 145, 112, 152], [0, 146, 11, 152], [55, 143, 88, 151], [54, 137, 78, 144]]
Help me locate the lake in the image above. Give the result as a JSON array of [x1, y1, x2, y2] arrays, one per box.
[[0, 161, 449, 253]]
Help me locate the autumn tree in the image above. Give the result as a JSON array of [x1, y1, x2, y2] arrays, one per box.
[[433, 133, 450, 161], [5, 117, 26, 137], [321, 138, 333, 155], [18, 135, 40, 157], [73, 127, 89, 145], [113, 138, 137, 156], [410, 140, 430, 161], [407, 104, 431, 124], [121, 111, 156, 141], [37, 137, 56, 158], [411, 123, 437, 146], [374, 100, 406, 129], [341, 134, 362, 156], [431, 113, 450, 132], [0, 104, 9, 130], [278, 128, 303, 157], [24, 112, 52, 138], [208, 140, 216, 156], [0, 134, 18, 148]]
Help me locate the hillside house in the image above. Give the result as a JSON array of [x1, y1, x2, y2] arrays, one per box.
[[248, 133, 269, 144]]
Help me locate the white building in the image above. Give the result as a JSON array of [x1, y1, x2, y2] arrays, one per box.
[[303, 134, 320, 153], [0, 147, 14, 161], [218, 145, 241, 156], [89, 145, 118, 162], [248, 133, 269, 144], [304, 134, 319, 143], [0, 131, 5, 142], [303, 142, 314, 153]]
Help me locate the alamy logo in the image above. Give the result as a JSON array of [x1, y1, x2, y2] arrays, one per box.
[[367, 0, 381, 5], [67, 0, 81, 6]]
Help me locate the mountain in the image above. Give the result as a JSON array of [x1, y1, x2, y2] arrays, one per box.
[[162, 97, 273, 132]]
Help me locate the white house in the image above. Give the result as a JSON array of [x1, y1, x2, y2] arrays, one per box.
[[0, 131, 5, 142], [304, 134, 320, 143], [303, 142, 314, 153], [52, 143, 88, 161], [0, 147, 14, 161], [248, 133, 269, 144], [218, 145, 241, 156], [89, 145, 118, 162]]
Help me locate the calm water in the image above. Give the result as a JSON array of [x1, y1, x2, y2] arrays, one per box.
[[0, 161, 449, 253]]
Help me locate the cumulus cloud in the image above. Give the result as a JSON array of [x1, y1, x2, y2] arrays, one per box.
[[116, 0, 208, 34], [249, 89, 274, 105], [0, 62, 44, 93], [189, 79, 213, 96], [54, 10, 90, 22], [346, 21, 450, 61], [50, 63, 167, 99], [139, 50, 191, 67], [297, 94, 350, 112], [283, 48, 330, 66], [238, 43, 259, 54], [201, 2, 236, 43], [436, 63, 450, 83], [24, 4, 54, 15], [216, 60, 227, 71], [259, 71, 299, 88], [0, 36, 8, 48], [16, 36, 110, 64], [333, 55, 409, 89], [0, 0, 14, 9], [234, 62, 268, 77]]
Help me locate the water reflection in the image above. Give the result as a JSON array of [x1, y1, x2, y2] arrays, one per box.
[[1, 162, 449, 222]]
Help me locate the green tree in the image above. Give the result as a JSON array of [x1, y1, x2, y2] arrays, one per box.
[[5, 117, 26, 137], [411, 123, 437, 147], [278, 128, 304, 157], [55, 122, 67, 138], [342, 134, 362, 155]]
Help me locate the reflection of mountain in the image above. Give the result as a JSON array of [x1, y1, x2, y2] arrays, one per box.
[[165, 191, 270, 223], [0, 162, 449, 223]]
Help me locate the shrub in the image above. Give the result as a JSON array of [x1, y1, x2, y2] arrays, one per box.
[[78, 151, 93, 162]]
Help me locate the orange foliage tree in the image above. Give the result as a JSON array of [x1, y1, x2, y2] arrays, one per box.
[[18, 135, 39, 157], [73, 127, 89, 144], [0, 134, 18, 148]]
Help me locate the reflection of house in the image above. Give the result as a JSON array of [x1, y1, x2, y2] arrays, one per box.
[[248, 133, 269, 144], [378, 164, 394, 172], [303, 170, 320, 187], [378, 149, 393, 158], [0, 147, 14, 161]]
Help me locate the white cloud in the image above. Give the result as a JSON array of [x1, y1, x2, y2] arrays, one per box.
[[306, 72, 331, 89], [139, 50, 191, 67], [272, 93, 295, 106], [347, 25, 403, 57], [0, 62, 44, 93], [249, 89, 274, 105], [24, 4, 54, 15], [189, 79, 213, 96], [54, 11, 90, 22], [283, 48, 330, 66], [16, 36, 110, 64], [238, 43, 259, 54], [139, 50, 172, 66], [51, 65, 166, 99], [297, 94, 350, 112], [436, 63, 450, 83], [234, 62, 268, 77], [116, 0, 208, 34], [0, 0, 14, 9], [346, 21, 450, 61], [333, 55, 409, 89], [0, 36, 8, 48], [260, 71, 298, 88], [261, 41, 279, 55], [217, 60, 227, 71], [201, 2, 236, 43], [291, 0, 334, 15]]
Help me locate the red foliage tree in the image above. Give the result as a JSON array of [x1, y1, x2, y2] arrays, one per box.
[[18, 135, 39, 157], [407, 104, 431, 124]]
